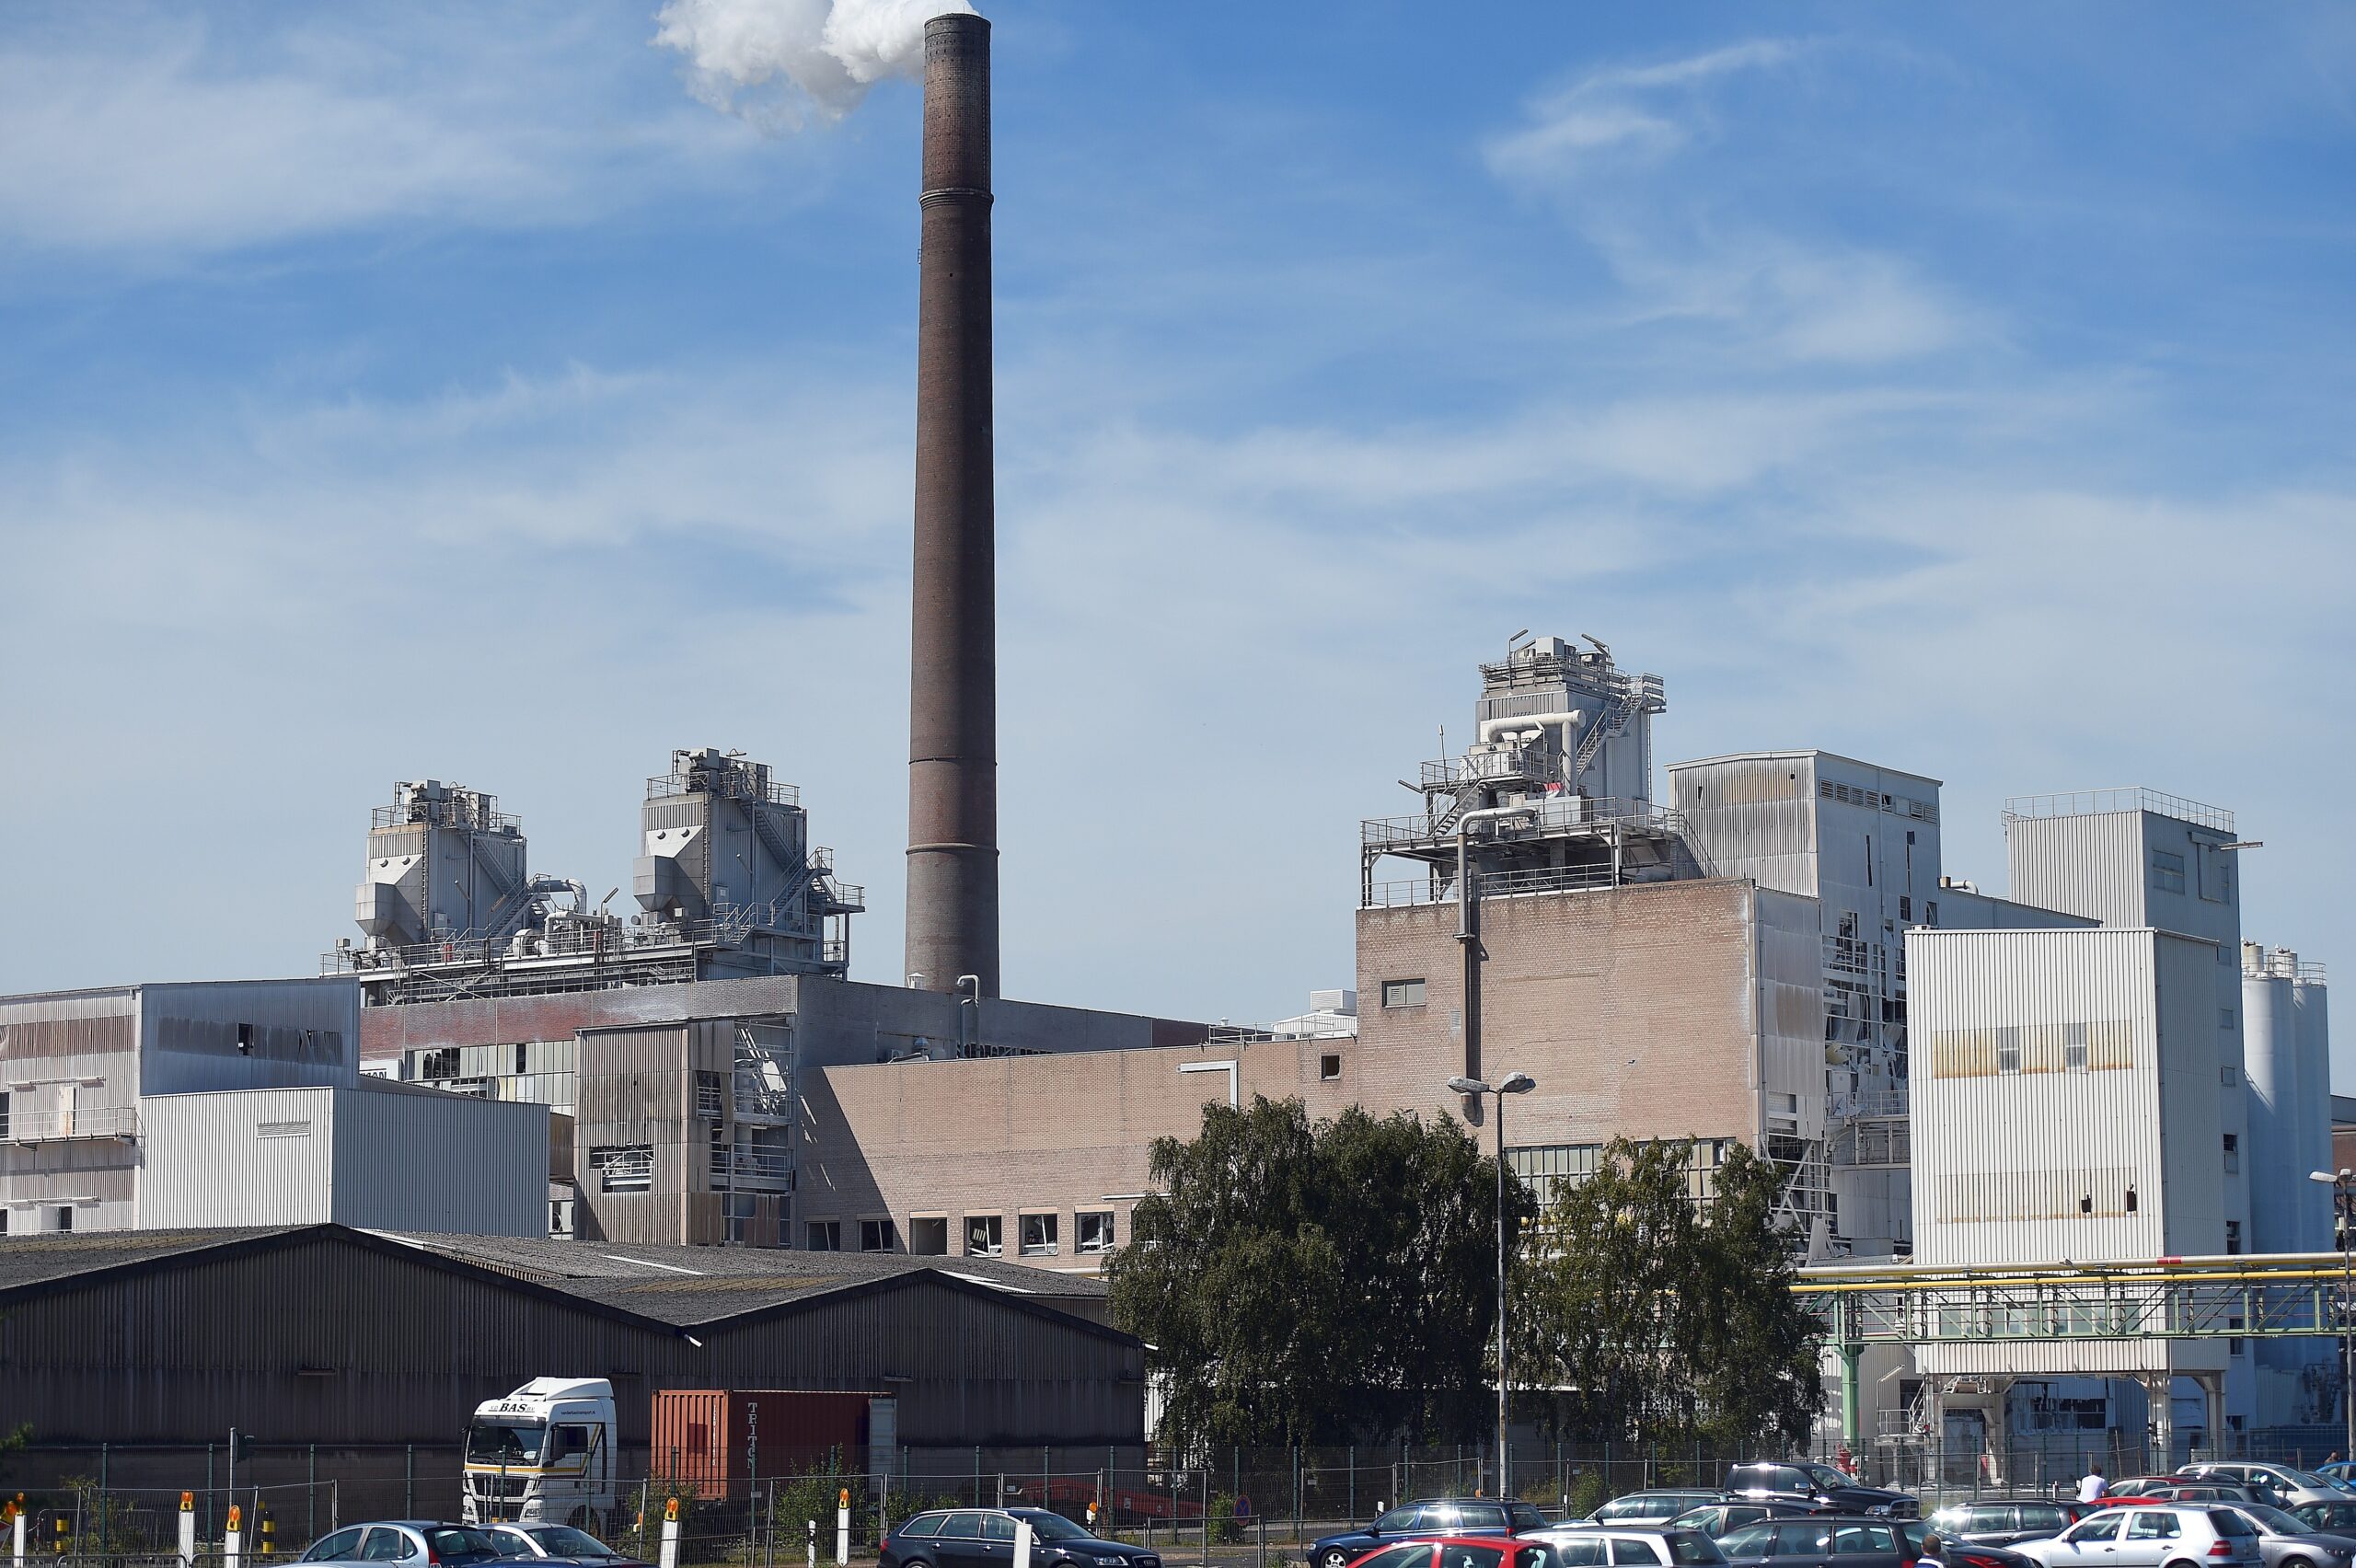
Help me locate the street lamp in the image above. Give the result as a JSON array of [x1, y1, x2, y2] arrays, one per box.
[[1449, 1070, 1537, 1501], [2311, 1168, 2355, 1457]]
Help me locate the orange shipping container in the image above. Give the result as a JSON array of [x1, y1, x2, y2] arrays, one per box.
[[651, 1389, 886, 1499]]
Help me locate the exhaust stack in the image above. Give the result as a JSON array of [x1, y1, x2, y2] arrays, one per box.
[[905, 13, 999, 998]]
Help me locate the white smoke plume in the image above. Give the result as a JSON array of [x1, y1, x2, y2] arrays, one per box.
[[653, 0, 978, 131]]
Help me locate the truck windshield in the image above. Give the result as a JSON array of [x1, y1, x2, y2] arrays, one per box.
[[468, 1422, 547, 1464]]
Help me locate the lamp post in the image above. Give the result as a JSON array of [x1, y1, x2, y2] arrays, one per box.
[[1449, 1070, 1536, 1501], [2311, 1168, 2356, 1457]]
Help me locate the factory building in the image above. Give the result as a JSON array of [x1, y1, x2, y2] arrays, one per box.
[[0, 979, 544, 1237]]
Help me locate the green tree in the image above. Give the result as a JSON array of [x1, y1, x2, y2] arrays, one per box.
[[1104, 1095, 1531, 1449], [1515, 1137, 1823, 1451]]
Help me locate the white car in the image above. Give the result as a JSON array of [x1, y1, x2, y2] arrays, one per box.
[[1519, 1528, 1727, 1566], [2015, 1506, 2262, 1568]]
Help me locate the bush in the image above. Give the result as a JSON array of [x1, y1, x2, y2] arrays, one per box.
[[1566, 1471, 1610, 1521]]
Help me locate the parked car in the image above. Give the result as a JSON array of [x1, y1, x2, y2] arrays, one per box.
[[2012, 1505, 2262, 1568], [1358, 1537, 1668, 1568], [1714, 1515, 1915, 1568], [2214, 1505, 2356, 1568], [1669, 1505, 1831, 1540], [1723, 1465, 1919, 1519], [1311, 1501, 1551, 1568], [880, 1509, 1161, 1568], [2133, 1488, 2269, 1509], [1901, 1520, 2038, 1568], [1925, 1501, 2085, 1546], [2180, 1470, 2351, 1512], [486, 1523, 651, 1568], [2288, 1506, 2356, 1537], [1586, 1497, 1738, 1529], [2316, 1467, 2356, 1494], [1519, 1528, 1727, 1566], [301, 1524, 511, 1567]]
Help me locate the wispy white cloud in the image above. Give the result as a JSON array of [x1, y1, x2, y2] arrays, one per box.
[[1484, 40, 1807, 185]]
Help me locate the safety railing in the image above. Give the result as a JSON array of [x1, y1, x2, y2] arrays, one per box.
[[1, 1104, 141, 1143], [2003, 787, 2235, 835]]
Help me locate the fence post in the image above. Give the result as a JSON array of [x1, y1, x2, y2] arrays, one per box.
[[310, 1445, 318, 1545], [974, 1448, 981, 1507], [406, 1446, 415, 1520], [1200, 1465, 1209, 1568]]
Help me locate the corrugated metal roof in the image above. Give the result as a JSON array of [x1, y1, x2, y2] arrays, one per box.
[[0, 1224, 1113, 1333]]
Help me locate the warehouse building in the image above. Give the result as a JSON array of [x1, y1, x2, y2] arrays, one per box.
[[0, 1222, 1142, 1500]]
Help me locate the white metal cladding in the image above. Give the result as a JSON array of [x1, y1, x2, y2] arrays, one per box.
[[2006, 812, 2147, 928], [1910, 927, 2227, 1376], [137, 1084, 545, 1236]]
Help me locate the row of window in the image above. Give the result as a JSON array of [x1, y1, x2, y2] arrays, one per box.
[[802, 1210, 1120, 1258], [0, 1205, 76, 1234]]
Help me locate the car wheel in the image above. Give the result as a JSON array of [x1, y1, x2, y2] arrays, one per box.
[[1322, 1551, 1354, 1568]]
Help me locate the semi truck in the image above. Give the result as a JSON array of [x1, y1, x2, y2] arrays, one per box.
[[463, 1378, 619, 1528]]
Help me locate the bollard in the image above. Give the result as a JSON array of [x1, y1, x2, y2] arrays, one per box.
[[261, 1505, 275, 1556], [836, 1490, 850, 1568], [52, 1514, 65, 1557], [806, 1518, 816, 1568], [1013, 1516, 1033, 1568], [180, 1492, 198, 1568], [226, 1503, 245, 1568], [659, 1498, 681, 1568], [1086, 1503, 1097, 1534]]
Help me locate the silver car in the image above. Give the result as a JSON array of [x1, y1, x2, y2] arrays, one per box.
[[2215, 1505, 2356, 1568], [300, 1523, 509, 1568], [2015, 1506, 2262, 1568], [2181, 1470, 2354, 1513]]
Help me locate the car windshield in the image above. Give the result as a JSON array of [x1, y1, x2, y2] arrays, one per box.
[[2241, 1508, 2309, 1535], [2283, 1474, 2335, 1493], [1022, 1517, 1090, 1543], [486, 1536, 537, 1559], [532, 1529, 617, 1557], [468, 1422, 546, 1464], [1801, 1467, 1848, 1490]]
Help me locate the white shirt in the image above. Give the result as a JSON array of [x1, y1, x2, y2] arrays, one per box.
[[2078, 1475, 2108, 1504]]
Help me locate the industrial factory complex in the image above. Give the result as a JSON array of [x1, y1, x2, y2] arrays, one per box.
[[0, 9, 2341, 1490]]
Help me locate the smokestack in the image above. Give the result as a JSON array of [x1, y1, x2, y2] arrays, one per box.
[[905, 13, 999, 998]]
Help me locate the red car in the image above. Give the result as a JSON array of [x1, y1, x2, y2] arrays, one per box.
[[1349, 1539, 1582, 1568]]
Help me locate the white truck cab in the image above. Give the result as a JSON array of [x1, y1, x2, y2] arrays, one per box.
[[462, 1378, 618, 1528]]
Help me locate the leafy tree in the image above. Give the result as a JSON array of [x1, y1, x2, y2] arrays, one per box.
[[1514, 1137, 1823, 1452], [1105, 1095, 1532, 1450]]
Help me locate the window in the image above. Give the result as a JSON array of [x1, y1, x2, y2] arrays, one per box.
[[0, 1209, 7, 1236], [1609, 1544, 1663, 1567], [940, 1515, 987, 1541], [695, 1070, 725, 1120], [982, 1517, 1016, 1544], [1020, 1213, 1059, 1256], [2126, 1187, 2139, 1213], [2221, 1007, 2236, 1029], [908, 1216, 948, 1255], [964, 1214, 1003, 1256], [1832, 1526, 1898, 1556], [552, 1424, 593, 1463], [589, 1145, 653, 1193], [236, 1022, 254, 1055], [1551, 1539, 1607, 1568], [0, 1090, 8, 1140], [358, 1528, 414, 1562], [1996, 1025, 2023, 1075], [2151, 848, 2188, 894], [1924, 900, 1938, 927], [1077, 1211, 1115, 1255], [805, 1219, 840, 1251], [2223, 1134, 2240, 1174], [307, 1528, 366, 1562], [723, 1192, 758, 1244], [2227, 1219, 2243, 1255], [1899, 896, 1911, 921], [860, 1218, 897, 1252], [2127, 1515, 2180, 1542], [1320, 1054, 1342, 1081], [52, 1205, 73, 1233], [1381, 979, 1426, 1009], [2066, 1022, 2089, 1073]]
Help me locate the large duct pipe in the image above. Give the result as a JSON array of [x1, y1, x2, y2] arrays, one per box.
[[906, 13, 1000, 997]]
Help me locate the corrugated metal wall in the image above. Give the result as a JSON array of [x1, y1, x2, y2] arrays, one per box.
[[0, 1230, 1143, 1448]]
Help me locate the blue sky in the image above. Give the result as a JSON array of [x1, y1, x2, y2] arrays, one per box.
[[2, 3, 2350, 1071]]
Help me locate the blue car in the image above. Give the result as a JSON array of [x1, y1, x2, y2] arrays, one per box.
[[1311, 1500, 1551, 1568]]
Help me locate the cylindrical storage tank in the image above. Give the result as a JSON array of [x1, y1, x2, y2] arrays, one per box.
[[2243, 964, 2303, 1255], [2295, 973, 2335, 1251]]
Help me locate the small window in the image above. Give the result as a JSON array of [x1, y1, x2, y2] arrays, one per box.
[[552, 1424, 592, 1461], [2223, 1134, 2240, 1174], [805, 1219, 841, 1251], [2126, 1187, 2139, 1213], [2065, 1022, 2089, 1073], [2227, 1219, 2243, 1255], [897, 1517, 945, 1540], [1899, 896, 1911, 921], [237, 1022, 255, 1055], [2150, 848, 2188, 894], [940, 1516, 987, 1541], [1076, 1211, 1115, 1255], [53, 1205, 74, 1233], [1924, 899, 1938, 926], [695, 1070, 725, 1120], [908, 1216, 948, 1255], [1610, 1543, 1664, 1567], [307, 1528, 366, 1562], [982, 1517, 1016, 1544], [589, 1145, 653, 1193], [1020, 1213, 1059, 1256], [1320, 1054, 1342, 1081], [1996, 1026, 2023, 1075], [860, 1218, 897, 1253], [1381, 979, 1426, 1009], [964, 1214, 1003, 1256], [2221, 1007, 2235, 1029]]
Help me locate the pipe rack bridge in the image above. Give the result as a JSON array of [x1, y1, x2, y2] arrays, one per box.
[[1796, 1251, 2356, 1347]]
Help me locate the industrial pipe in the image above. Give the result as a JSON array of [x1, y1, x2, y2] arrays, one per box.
[[1475, 711, 1583, 746], [1455, 805, 1536, 1081]]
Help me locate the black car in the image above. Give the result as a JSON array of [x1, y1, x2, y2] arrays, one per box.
[[881, 1509, 1159, 1568], [1724, 1466, 1918, 1520], [1669, 1505, 1833, 1540], [1716, 1516, 1915, 1568], [1310, 1500, 1551, 1568], [1924, 1502, 2083, 1547]]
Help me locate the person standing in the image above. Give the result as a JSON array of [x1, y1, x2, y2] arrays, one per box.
[[2078, 1465, 2108, 1504]]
